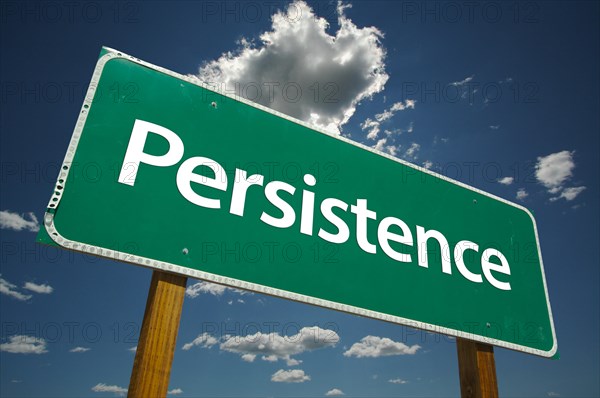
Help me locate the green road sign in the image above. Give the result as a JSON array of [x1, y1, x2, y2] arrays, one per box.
[[38, 47, 557, 357]]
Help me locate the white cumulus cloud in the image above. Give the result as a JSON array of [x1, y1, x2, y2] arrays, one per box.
[[389, 378, 408, 384], [326, 388, 345, 396], [271, 369, 310, 383], [516, 188, 529, 201], [241, 353, 256, 362], [0, 335, 47, 354], [168, 388, 183, 395], [184, 326, 338, 365], [343, 336, 420, 358], [286, 357, 302, 366], [197, 0, 388, 133], [0, 210, 39, 232], [23, 282, 53, 294], [534, 150, 586, 202], [535, 150, 576, 193], [498, 176, 514, 185], [220, 326, 338, 364], [0, 276, 32, 301], [91, 383, 127, 396]]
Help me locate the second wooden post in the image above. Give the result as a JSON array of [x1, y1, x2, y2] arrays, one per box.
[[456, 337, 499, 398]]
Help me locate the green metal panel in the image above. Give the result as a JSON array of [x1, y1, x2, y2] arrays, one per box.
[[38, 48, 556, 357]]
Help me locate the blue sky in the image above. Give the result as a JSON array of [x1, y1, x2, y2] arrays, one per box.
[[1, 1, 598, 397]]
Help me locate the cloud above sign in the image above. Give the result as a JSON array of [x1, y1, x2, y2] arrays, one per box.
[[197, 0, 388, 133], [535, 150, 576, 192], [535, 150, 586, 202]]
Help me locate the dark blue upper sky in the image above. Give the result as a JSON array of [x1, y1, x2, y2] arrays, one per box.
[[1, 1, 598, 397]]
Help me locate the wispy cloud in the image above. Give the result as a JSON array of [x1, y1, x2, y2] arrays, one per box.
[[549, 186, 586, 202], [69, 346, 91, 353], [271, 369, 310, 383], [1, 276, 55, 301], [372, 137, 413, 159], [375, 99, 416, 122], [181, 333, 219, 351], [372, 138, 397, 157], [0, 210, 39, 232], [198, 0, 388, 133], [0, 276, 32, 301], [185, 282, 227, 297], [450, 75, 474, 86], [23, 282, 53, 294], [185, 281, 250, 298], [343, 336, 420, 358], [433, 136, 449, 145], [404, 142, 420, 160], [91, 383, 127, 396], [0, 335, 47, 354], [489, 125, 500, 130], [389, 378, 408, 384], [363, 100, 416, 140], [361, 118, 381, 140]]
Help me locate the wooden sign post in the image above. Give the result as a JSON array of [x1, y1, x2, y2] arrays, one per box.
[[128, 271, 187, 398], [457, 338, 499, 398]]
